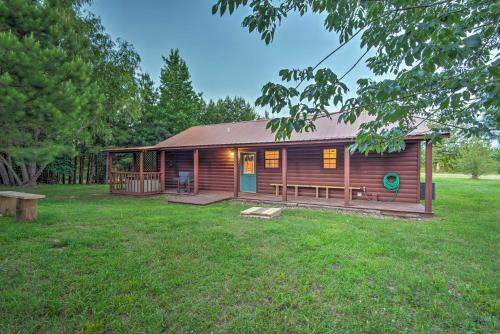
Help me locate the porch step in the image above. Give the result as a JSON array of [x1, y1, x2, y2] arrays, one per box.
[[241, 207, 282, 219]]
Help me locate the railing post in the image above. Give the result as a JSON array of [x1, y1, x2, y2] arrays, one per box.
[[139, 151, 144, 194], [160, 150, 165, 193], [282, 147, 287, 202], [107, 152, 113, 193], [425, 141, 433, 214], [233, 148, 239, 198], [344, 144, 350, 206], [194, 149, 199, 194]]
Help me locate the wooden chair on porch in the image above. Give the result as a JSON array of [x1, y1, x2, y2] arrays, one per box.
[[176, 171, 194, 193]]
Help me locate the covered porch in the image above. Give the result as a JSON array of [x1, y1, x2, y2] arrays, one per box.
[[105, 147, 165, 196], [104, 141, 434, 217]]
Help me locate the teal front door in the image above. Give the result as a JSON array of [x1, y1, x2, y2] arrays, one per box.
[[240, 152, 256, 192]]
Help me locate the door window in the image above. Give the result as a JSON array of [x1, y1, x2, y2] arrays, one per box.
[[243, 154, 255, 174]]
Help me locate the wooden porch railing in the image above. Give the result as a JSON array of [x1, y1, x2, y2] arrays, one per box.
[[110, 171, 162, 195]]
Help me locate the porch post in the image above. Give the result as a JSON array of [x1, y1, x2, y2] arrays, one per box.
[[107, 152, 113, 192], [233, 148, 239, 198], [282, 147, 287, 202], [425, 141, 433, 214], [194, 149, 199, 194], [160, 150, 165, 193], [139, 151, 144, 194], [344, 145, 350, 206]]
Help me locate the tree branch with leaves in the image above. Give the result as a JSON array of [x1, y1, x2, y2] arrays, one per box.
[[212, 0, 499, 153]]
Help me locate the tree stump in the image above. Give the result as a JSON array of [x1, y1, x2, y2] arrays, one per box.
[[16, 199, 38, 221], [0, 197, 17, 216]]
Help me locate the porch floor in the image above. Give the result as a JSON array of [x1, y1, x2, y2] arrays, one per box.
[[164, 189, 428, 218], [165, 190, 233, 205]]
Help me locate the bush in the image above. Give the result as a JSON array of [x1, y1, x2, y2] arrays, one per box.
[[458, 139, 495, 178]]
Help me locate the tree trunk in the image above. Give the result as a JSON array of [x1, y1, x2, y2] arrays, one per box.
[[26, 161, 37, 186], [6, 155, 18, 185], [94, 154, 98, 184], [79, 155, 84, 184], [32, 163, 48, 185], [0, 155, 22, 186], [73, 156, 77, 184], [86, 153, 92, 184], [20, 163, 29, 184], [0, 157, 10, 185]]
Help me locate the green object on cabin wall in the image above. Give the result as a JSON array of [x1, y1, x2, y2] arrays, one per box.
[[240, 152, 256, 192], [383, 172, 400, 201]]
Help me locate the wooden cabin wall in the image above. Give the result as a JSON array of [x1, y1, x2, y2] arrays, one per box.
[[199, 148, 234, 191], [164, 142, 420, 203], [165, 151, 193, 189], [253, 143, 420, 203], [350, 142, 420, 203]]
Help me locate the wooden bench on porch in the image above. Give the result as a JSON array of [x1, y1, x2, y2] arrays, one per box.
[[270, 184, 363, 200], [0, 191, 45, 221]]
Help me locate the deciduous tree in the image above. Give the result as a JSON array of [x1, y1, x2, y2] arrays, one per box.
[[458, 139, 495, 178], [213, 0, 499, 153]]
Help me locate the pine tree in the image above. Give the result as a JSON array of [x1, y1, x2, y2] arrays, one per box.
[[157, 49, 202, 135], [0, 0, 101, 185], [199, 96, 259, 125], [132, 73, 162, 146]]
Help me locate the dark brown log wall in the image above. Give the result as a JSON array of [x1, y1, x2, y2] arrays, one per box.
[[254, 143, 420, 203], [165, 151, 193, 189], [199, 148, 234, 191], [165, 142, 420, 203], [350, 142, 420, 203]]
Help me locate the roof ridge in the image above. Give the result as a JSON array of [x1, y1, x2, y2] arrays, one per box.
[[191, 118, 270, 128]]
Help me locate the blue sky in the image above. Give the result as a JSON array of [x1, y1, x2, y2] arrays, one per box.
[[88, 0, 369, 115]]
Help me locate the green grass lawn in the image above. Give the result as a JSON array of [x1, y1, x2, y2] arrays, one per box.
[[1, 176, 499, 333]]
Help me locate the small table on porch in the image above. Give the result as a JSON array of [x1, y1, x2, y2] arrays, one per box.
[[0, 191, 45, 221]]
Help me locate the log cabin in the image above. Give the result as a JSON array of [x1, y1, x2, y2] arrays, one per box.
[[104, 113, 436, 217]]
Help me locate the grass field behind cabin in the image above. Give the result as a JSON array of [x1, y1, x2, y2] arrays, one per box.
[[0, 176, 499, 333]]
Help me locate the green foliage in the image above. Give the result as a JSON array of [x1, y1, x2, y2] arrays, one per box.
[[199, 96, 259, 125], [46, 155, 75, 179], [433, 134, 463, 172], [0, 1, 144, 185], [0, 0, 101, 184], [213, 0, 500, 153], [457, 138, 496, 178], [157, 49, 203, 135], [85, 17, 143, 148], [129, 73, 161, 146], [492, 147, 500, 173]]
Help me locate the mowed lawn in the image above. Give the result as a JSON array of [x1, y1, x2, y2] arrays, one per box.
[[0, 177, 499, 333]]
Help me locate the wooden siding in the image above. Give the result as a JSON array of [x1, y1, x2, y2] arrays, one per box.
[[350, 143, 420, 203], [165, 151, 193, 189], [199, 148, 234, 192], [255, 143, 420, 203], [164, 142, 421, 203]]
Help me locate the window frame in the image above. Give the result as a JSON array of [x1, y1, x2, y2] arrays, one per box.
[[322, 148, 337, 169], [264, 150, 280, 169]]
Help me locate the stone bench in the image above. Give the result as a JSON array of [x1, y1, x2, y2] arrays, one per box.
[[0, 191, 45, 221]]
